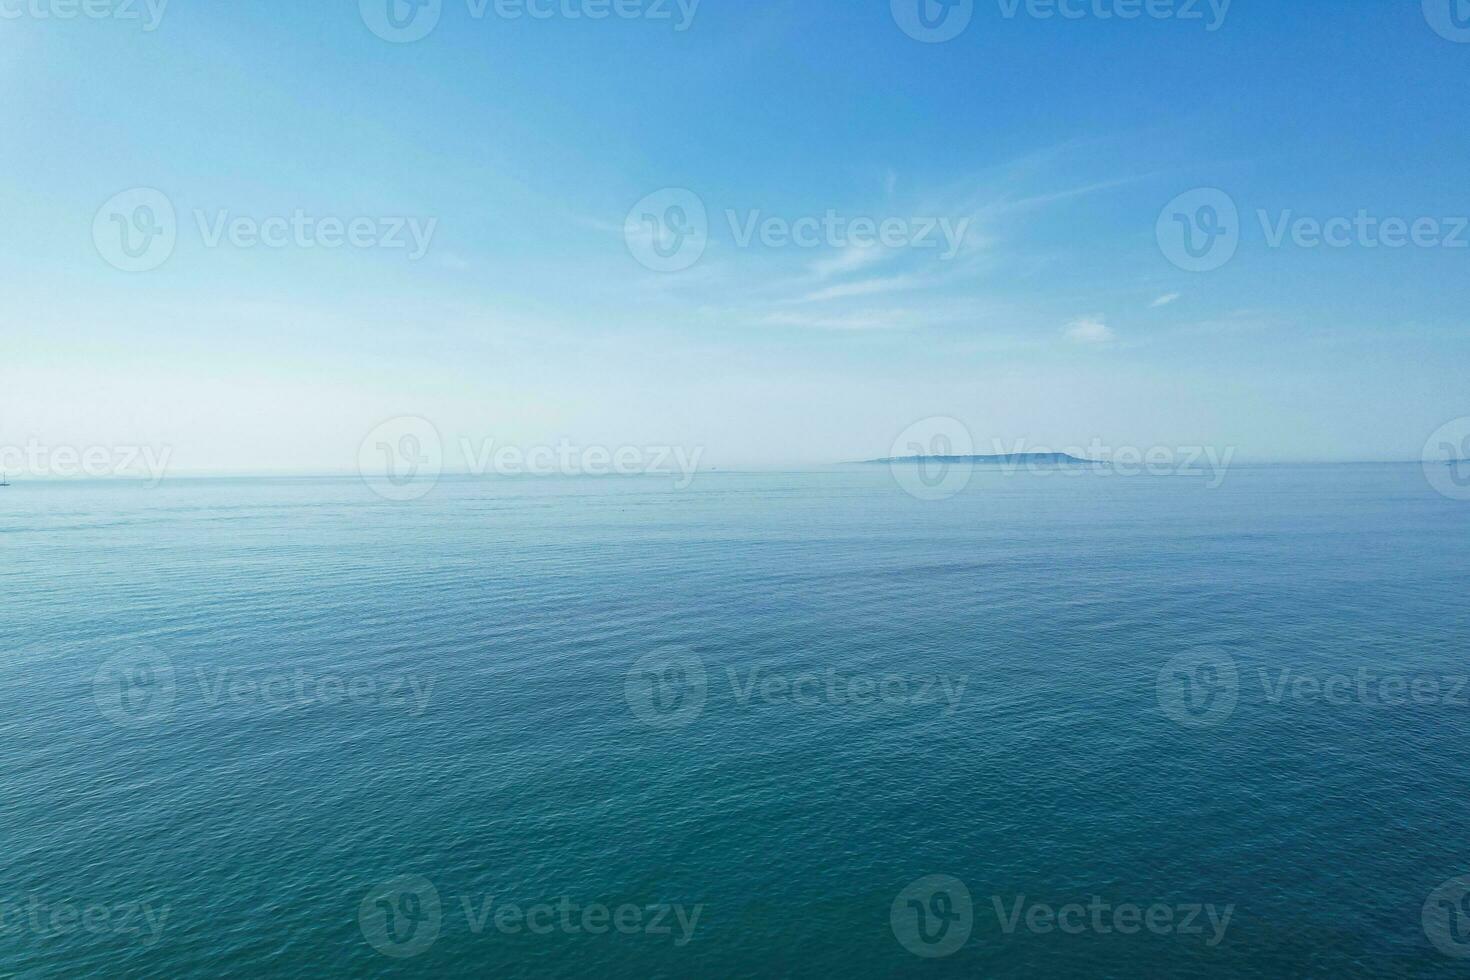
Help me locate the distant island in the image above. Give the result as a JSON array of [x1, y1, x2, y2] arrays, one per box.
[[859, 453, 1096, 465]]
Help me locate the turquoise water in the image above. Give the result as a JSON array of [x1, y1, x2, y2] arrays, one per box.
[[3, 465, 1470, 977]]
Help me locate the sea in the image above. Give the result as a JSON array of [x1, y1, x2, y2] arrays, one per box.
[[2, 463, 1469, 978]]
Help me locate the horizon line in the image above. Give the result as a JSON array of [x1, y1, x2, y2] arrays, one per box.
[[0, 459, 1441, 483]]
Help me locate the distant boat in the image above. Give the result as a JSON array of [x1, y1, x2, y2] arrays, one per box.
[[0, 473, 9, 487]]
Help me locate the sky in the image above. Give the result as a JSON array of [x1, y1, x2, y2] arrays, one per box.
[[2, 0, 1468, 473]]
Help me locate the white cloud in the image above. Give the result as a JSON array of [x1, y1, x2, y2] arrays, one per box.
[[1151, 292, 1181, 308], [1064, 316, 1115, 344], [798, 275, 925, 303], [808, 244, 886, 281]]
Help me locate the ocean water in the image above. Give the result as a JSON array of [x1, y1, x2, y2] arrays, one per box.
[[3, 464, 1470, 978]]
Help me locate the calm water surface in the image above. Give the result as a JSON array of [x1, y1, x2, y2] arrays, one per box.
[[2, 465, 1468, 977]]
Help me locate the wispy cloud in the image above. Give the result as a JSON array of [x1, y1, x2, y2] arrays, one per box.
[[607, 142, 1154, 347], [798, 275, 926, 303], [1064, 315, 1115, 344], [1151, 292, 1182, 308], [808, 244, 887, 281], [973, 173, 1154, 220]]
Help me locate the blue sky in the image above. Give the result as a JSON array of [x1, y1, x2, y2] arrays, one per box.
[[3, 0, 1468, 471]]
